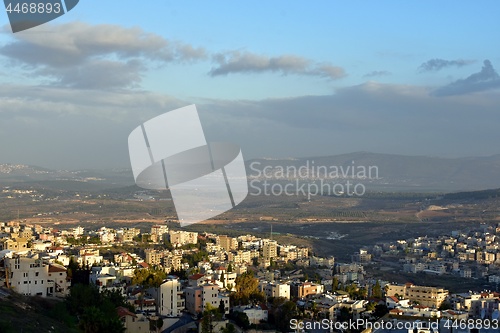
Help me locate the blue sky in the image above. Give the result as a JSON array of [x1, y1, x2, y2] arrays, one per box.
[[0, 1, 500, 168]]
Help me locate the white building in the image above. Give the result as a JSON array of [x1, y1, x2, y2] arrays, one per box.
[[157, 277, 185, 316], [260, 281, 290, 299], [233, 305, 268, 324], [5, 255, 69, 297]]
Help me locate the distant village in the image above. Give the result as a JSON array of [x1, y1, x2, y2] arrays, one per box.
[[1, 220, 500, 333]]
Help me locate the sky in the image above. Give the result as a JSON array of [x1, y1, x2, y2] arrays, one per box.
[[0, 1, 500, 169]]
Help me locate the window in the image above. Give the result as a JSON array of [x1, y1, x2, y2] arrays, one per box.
[[35, 272, 39, 277]]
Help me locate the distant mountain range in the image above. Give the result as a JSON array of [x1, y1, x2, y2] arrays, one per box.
[[2, 152, 500, 192]]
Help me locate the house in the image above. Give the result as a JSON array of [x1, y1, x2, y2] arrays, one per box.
[[233, 305, 268, 324], [117, 306, 149, 333], [385, 295, 410, 309], [290, 281, 324, 298], [5, 256, 57, 297], [185, 283, 230, 315], [259, 281, 291, 299], [48, 263, 70, 297]]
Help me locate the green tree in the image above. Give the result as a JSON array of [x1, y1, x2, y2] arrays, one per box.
[[201, 303, 222, 333], [132, 267, 167, 288], [222, 323, 236, 333], [331, 276, 339, 292], [373, 304, 389, 318], [220, 270, 226, 288], [231, 311, 250, 330], [233, 271, 260, 305], [372, 280, 383, 299], [275, 301, 297, 332]]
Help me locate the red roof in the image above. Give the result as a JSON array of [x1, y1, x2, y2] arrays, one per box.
[[48, 265, 66, 273], [189, 273, 205, 280], [139, 262, 149, 268], [388, 296, 400, 303], [116, 306, 137, 318], [390, 309, 403, 314]]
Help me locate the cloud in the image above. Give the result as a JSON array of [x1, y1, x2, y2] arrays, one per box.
[[363, 70, 391, 78], [197, 81, 500, 162], [209, 51, 346, 79], [418, 58, 475, 72], [433, 60, 500, 96], [0, 22, 206, 89], [2, 80, 500, 169]]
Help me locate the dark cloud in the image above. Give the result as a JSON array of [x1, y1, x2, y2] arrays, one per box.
[[363, 70, 391, 78], [0, 22, 207, 89], [418, 58, 475, 72], [2, 81, 500, 169], [209, 51, 346, 80], [433, 60, 500, 96]]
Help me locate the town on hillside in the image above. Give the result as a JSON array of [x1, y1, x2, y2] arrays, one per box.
[[1, 221, 500, 332]]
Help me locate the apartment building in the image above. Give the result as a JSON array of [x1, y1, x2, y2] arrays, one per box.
[[157, 277, 185, 317], [386, 283, 448, 308], [169, 230, 198, 247], [217, 235, 238, 252], [5, 255, 69, 297], [185, 283, 230, 315], [260, 281, 291, 299]]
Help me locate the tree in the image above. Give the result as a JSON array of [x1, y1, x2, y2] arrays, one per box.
[[132, 267, 166, 288], [233, 271, 260, 305], [373, 304, 388, 318], [219, 299, 226, 316], [220, 270, 226, 288], [222, 323, 236, 333], [150, 317, 164, 332], [366, 302, 376, 311], [227, 263, 233, 272], [275, 301, 297, 332], [438, 301, 452, 310], [67, 284, 127, 333], [372, 280, 383, 299], [201, 303, 222, 333], [331, 276, 339, 292], [231, 311, 250, 330], [337, 307, 351, 322]]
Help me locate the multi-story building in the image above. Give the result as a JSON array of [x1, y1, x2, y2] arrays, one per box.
[[5, 255, 69, 297], [386, 283, 448, 308], [262, 240, 278, 262], [169, 230, 198, 247], [157, 277, 185, 317], [0, 237, 29, 251], [145, 249, 165, 266], [162, 254, 182, 272], [228, 250, 251, 264], [185, 284, 230, 315], [118, 228, 140, 243], [217, 235, 238, 252], [290, 281, 324, 298], [260, 281, 291, 299], [150, 225, 169, 243]]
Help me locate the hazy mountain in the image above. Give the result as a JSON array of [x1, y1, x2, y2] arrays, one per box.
[[247, 152, 500, 192], [3, 152, 500, 192]]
